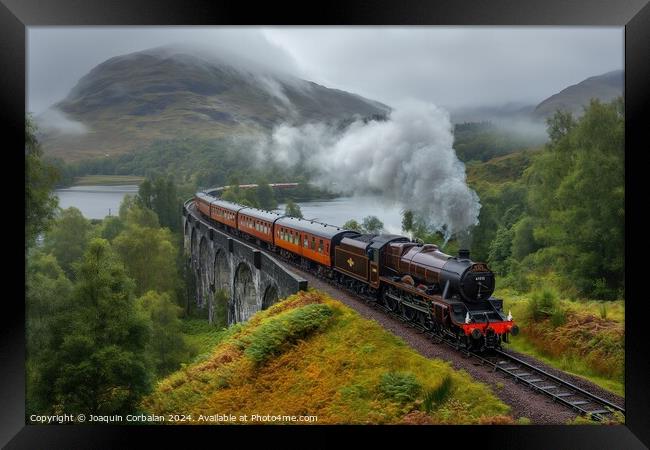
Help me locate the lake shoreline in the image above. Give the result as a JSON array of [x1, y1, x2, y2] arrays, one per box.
[[55, 186, 405, 233]]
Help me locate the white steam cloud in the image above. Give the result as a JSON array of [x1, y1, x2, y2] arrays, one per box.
[[258, 101, 481, 240]]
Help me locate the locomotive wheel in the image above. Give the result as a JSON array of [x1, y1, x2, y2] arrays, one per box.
[[419, 311, 433, 330], [402, 304, 417, 322], [384, 291, 399, 312]]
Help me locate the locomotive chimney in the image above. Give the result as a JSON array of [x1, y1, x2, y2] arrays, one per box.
[[458, 249, 470, 260]]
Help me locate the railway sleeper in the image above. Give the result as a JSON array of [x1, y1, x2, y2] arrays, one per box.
[[524, 378, 544, 383]]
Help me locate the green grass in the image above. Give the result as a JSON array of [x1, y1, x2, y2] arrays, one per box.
[[378, 372, 422, 404], [180, 318, 237, 363], [72, 175, 145, 186], [143, 290, 512, 424], [422, 375, 453, 413], [498, 287, 624, 397]]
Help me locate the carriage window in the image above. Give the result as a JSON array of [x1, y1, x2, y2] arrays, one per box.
[[311, 237, 316, 250], [304, 238, 308, 247], [318, 240, 323, 253]]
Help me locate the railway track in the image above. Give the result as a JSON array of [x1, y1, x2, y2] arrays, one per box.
[[477, 350, 624, 421], [189, 204, 625, 422], [288, 260, 625, 423]]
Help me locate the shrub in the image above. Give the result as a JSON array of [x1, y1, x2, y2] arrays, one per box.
[[378, 372, 421, 404], [526, 288, 558, 322], [599, 303, 608, 320], [422, 375, 453, 413], [550, 307, 567, 328], [243, 303, 334, 365], [592, 278, 617, 300]]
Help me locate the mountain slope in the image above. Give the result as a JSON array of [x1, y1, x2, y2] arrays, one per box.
[[37, 46, 390, 161], [533, 70, 623, 119]]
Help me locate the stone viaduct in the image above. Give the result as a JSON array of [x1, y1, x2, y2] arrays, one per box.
[[182, 200, 307, 325]]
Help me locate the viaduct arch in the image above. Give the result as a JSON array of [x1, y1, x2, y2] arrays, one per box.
[[183, 199, 307, 326]]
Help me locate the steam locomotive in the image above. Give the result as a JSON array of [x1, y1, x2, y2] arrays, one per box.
[[194, 192, 518, 352]]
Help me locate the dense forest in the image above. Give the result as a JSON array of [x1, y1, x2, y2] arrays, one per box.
[[26, 118, 197, 415]]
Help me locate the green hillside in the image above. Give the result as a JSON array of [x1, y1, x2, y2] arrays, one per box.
[[142, 290, 512, 424], [467, 149, 538, 187]]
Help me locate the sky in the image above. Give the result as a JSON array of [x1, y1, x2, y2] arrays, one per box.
[[27, 26, 623, 114]]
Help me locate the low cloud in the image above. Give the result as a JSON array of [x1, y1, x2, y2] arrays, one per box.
[[36, 108, 89, 135]]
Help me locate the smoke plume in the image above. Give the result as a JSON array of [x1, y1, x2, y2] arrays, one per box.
[[259, 101, 481, 240]]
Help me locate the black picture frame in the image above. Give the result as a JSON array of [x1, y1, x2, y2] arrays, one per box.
[[3, 0, 648, 447]]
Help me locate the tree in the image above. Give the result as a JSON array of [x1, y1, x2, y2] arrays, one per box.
[[137, 175, 180, 232], [510, 216, 538, 261], [100, 216, 125, 242], [284, 200, 303, 218], [488, 225, 513, 276], [362, 216, 384, 234], [34, 239, 151, 415], [546, 109, 576, 144], [255, 180, 277, 210], [524, 98, 624, 298], [342, 216, 384, 234], [25, 115, 59, 248], [43, 207, 92, 276], [343, 219, 363, 232], [26, 252, 73, 414], [137, 291, 191, 376], [401, 210, 414, 234], [113, 224, 179, 297], [137, 179, 154, 209], [119, 195, 159, 228]]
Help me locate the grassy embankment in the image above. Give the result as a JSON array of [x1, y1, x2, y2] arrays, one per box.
[[498, 284, 624, 397], [72, 175, 145, 186], [144, 290, 514, 424]]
